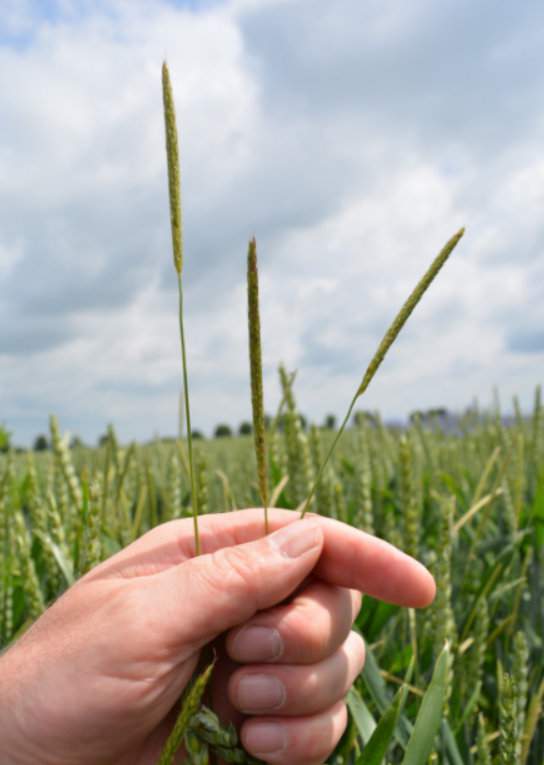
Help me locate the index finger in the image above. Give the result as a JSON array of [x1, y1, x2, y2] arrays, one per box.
[[99, 508, 435, 608]]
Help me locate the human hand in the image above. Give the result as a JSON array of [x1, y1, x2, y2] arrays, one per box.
[[0, 509, 434, 765]]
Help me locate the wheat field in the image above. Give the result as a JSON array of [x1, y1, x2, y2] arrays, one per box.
[[1, 386, 543, 763]]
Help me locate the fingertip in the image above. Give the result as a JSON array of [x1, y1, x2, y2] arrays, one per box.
[[409, 559, 436, 608], [241, 701, 348, 763]]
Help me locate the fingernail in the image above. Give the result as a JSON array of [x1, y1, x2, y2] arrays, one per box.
[[244, 721, 287, 756], [231, 626, 283, 661], [269, 520, 322, 559], [236, 674, 286, 712]]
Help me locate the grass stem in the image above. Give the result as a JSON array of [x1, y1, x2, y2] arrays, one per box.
[[178, 271, 201, 554], [162, 61, 200, 554], [301, 227, 465, 518]]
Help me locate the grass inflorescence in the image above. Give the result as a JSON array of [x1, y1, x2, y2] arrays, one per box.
[[300, 227, 465, 518], [161, 61, 200, 555], [246, 237, 270, 533]]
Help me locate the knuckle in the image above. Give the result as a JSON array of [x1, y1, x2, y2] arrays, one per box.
[[211, 546, 260, 604], [351, 589, 363, 617], [300, 668, 321, 700], [303, 705, 346, 762], [289, 588, 354, 660], [307, 625, 334, 660], [286, 603, 332, 660], [303, 702, 349, 762], [349, 630, 366, 672]]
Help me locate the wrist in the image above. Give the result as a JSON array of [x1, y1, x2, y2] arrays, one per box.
[[0, 646, 36, 765]]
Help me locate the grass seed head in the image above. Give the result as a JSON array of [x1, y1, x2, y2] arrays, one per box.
[[247, 238, 269, 527], [162, 61, 183, 275], [356, 227, 465, 399]]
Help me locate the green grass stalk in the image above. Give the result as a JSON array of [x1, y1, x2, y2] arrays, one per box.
[[157, 661, 215, 765], [247, 238, 269, 533], [177, 273, 200, 553], [162, 61, 200, 554], [301, 227, 464, 518]]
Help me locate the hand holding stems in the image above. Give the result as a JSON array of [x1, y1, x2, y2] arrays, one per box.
[[0, 508, 434, 765]]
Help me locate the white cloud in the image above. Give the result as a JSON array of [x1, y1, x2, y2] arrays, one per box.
[[1, 0, 543, 445]]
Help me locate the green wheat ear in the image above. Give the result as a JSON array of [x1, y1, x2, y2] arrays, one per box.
[[157, 661, 215, 765], [301, 227, 465, 518], [247, 237, 270, 533], [161, 61, 200, 554]]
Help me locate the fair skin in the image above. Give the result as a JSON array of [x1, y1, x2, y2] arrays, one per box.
[[0, 509, 435, 765]]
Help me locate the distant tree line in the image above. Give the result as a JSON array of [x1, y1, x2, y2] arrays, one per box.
[[409, 408, 449, 424], [25, 409, 435, 451], [6, 416, 342, 452]]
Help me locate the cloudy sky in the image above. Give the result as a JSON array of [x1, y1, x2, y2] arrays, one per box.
[[1, 0, 543, 445]]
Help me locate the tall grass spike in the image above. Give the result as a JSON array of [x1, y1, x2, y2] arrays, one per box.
[[247, 238, 270, 532]]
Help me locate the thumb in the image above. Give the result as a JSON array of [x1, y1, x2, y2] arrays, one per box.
[[157, 519, 323, 652]]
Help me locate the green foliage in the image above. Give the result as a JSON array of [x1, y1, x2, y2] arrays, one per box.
[[356, 660, 412, 764], [214, 424, 233, 438], [324, 414, 337, 430], [0, 424, 11, 453], [2, 388, 543, 762], [400, 644, 450, 765], [33, 434, 49, 451]]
